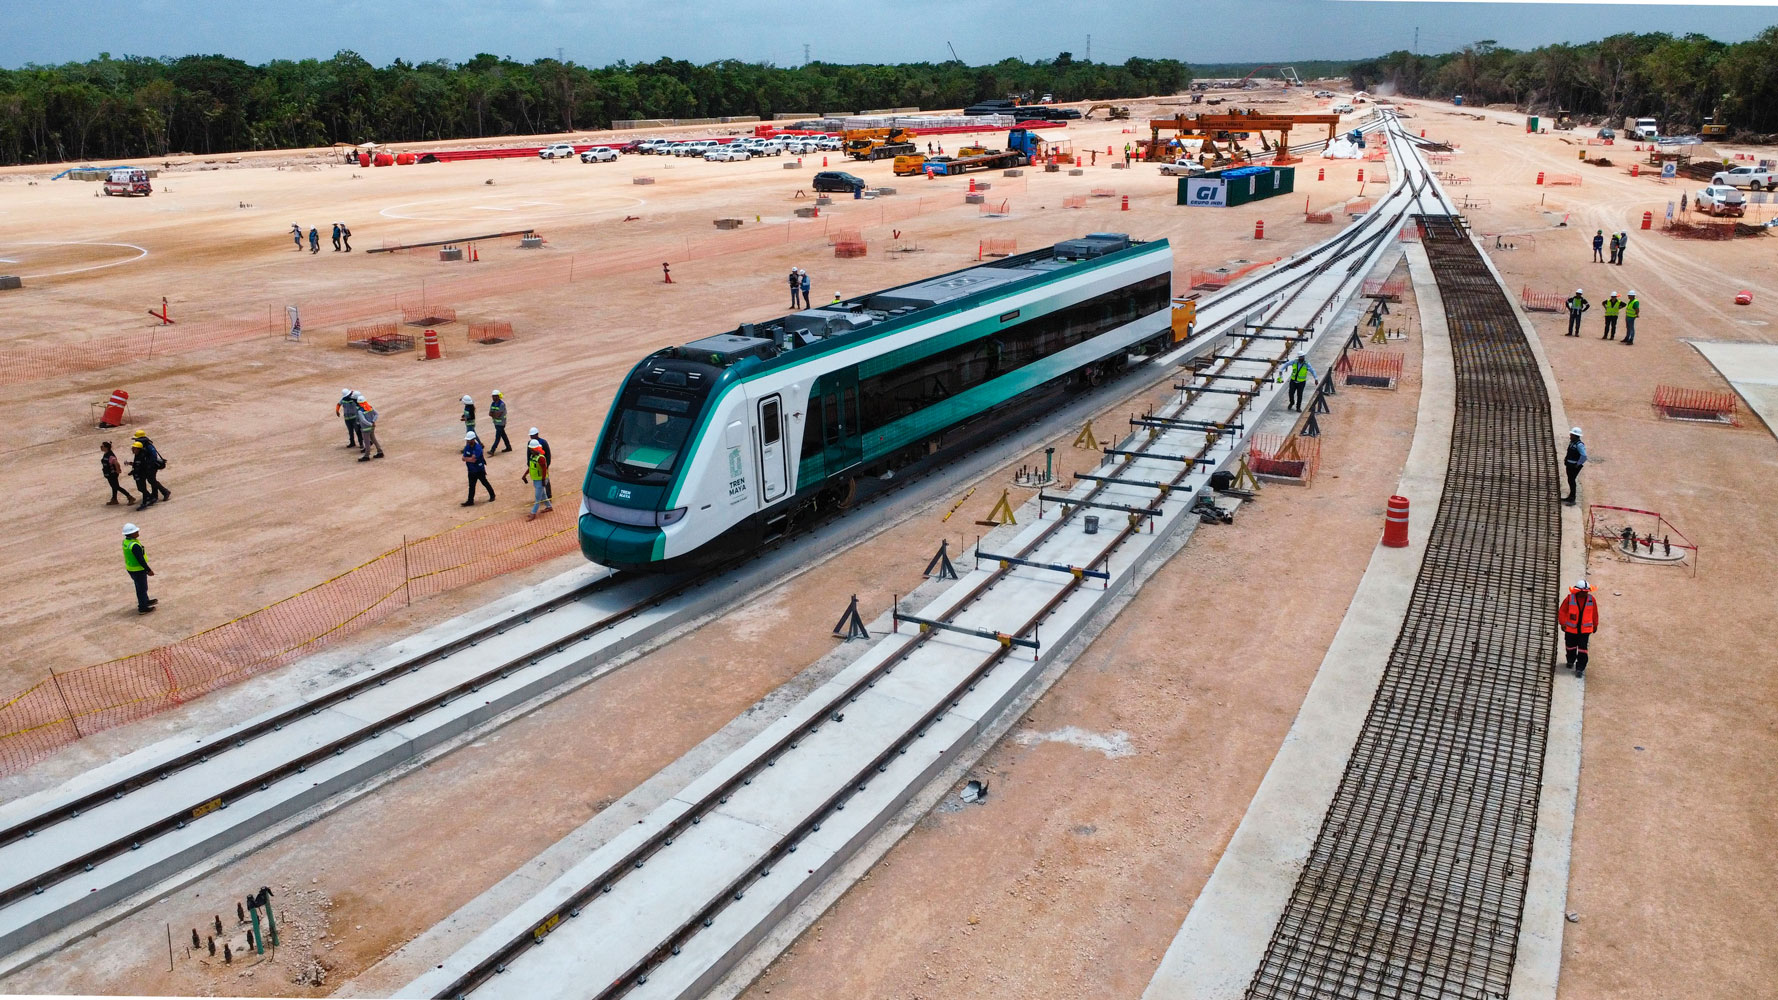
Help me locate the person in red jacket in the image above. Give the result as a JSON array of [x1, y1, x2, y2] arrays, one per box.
[[1557, 580, 1599, 677]]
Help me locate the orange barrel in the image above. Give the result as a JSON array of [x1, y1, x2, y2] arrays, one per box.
[[1383, 495, 1410, 547], [1357, 168, 1365, 184], [1254, 219, 1265, 240], [1630, 163, 1639, 177], [395, 152, 415, 165], [1317, 167, 1325, 181], [968, 177, 976, 193], [1121, 195, 1129, 211], [1735, 290, 1753, 305], [358, 152, 371, 167], [1641, 211, 1652, 230], [373, 152, 395, 167], [1420, 129, 1426, 137], [423, 329, 441, 360], [100, 389, 129, 427], [1536, 171, 1545, 185]]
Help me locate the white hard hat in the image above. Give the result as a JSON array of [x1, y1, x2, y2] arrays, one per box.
[[461, 394, 473, 403], [1609, 291, 1617, 296], [1571, 427, 1582, 437], [529, 427, 540, 436], [341, 388, 352, 396], [1628, 289, 1637, 295], [491, 389, 502, 396], [1574, 579, 1590, 590], [352, 391, 364, 401], [1575, 288, 1583, 294], [122, 523, 139, 535], [465, 431, 478, 440]]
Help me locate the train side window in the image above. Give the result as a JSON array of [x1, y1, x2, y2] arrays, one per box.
[[761, 399, 781, 445]]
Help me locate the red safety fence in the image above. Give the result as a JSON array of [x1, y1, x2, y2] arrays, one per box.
[[1188, 257, 1281, 291], [1336, 350, 1406, 387], [1585, 504, 1699, 575], [345, 323, 398, 347], [402, 303, 457, 325], [1521, 286, 1565, 312], [1062, 195, 1087, 209], [826, 229, 863, 246], [1345, 198, 1373, 215], [2, 196, 969, 387], [1248, 432, 1322, 482], [1398, 224, 1422, 242], [0, 497, 580, 777], [469, 321, 515, 344], [1362, 275, 1408, 301], [1305, 210, 1334, 224], [833, 240, 868, 258], [1652, 384, 1739, 424], [978, 238, 1017, 258]]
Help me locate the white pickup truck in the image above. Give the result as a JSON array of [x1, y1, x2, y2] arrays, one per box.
[[1711, 164, 1776, 191], [1159, 160, 1206, 177]]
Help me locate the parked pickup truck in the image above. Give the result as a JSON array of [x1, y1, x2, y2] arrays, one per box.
[[1695, 184, 1747, 218], [1159, 160, 1206, 177], [1711, 164, 1777, 191]]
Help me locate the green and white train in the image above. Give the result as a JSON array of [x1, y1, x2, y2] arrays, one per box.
[[579, 233, 1179, 570]]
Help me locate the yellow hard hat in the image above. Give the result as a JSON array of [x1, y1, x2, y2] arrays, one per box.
[[132, 429, 146, 438]]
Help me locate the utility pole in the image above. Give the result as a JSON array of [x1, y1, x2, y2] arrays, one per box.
[[1413, 27, 1419, 54], [557, 46, 564, 63], [1086, 34, 1091, 62], [803, 43, 811, 65]]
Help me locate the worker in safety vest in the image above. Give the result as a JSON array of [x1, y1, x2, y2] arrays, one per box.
[[355, 393, 385, 461], [460, 394, 479, 442], [1557, 579, 1599, 677], [122, 523, 158, 614], [1622, 291, 1640, 345], [1600, 293, 1622, 340], [521, 440, 552, 520], [1562, 427, 1587, 505], [1564, 288, 1589, 337], [1285, 356, 1317, 411], [488, 390, 512, 452], [336, 388, 361, 448]]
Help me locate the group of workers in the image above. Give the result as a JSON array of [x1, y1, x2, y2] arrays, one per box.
[[1564, 289, 1641, 344], [290, 222, 353, 253], [99, 430, 171, 511], [335, 389, 386, 460], [457, 391, 553, 516], [787, 268, 813, 309], [1589, 228, 1630, 266]]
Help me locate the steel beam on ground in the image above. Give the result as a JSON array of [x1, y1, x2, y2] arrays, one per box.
[[974, 550, 1110, 581], [1072, 472, 1179, 492], [1037, 494, 1163, 519], [1130, 416, 1243, 431], [890, 611, 1039, 650], [1174, 383, 1260, 397], [1100, 448, 1213, 465]]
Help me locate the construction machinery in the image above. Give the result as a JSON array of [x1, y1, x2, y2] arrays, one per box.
[[843, 127, 917, 162], [895, 128, 1043, 177], [1701, 113, 1729, 137], [1084, 104, 1131, 120], [1145, 109, 1343, 165]]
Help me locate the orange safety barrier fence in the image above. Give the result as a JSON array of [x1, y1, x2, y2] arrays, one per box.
[[833, 240, 868, 258], [1345, 198, 1374, 216], [1336, 350, 1406, 386], [1187, 257, 1281, 291], [1247, 432, 1322, 482], [979, 238, 1017, 258], [1521, 286, 1565, 312], [0, 498, 578, 778], [1398, 224, 1422, 242], [1362, 275, 1408, 301], [402, 303, 457, 326], [1652, 384, 1739, 424], [826, 229, 863, 247], [469, 321, 515, 345], [1, 195, 974, 388], [345, 323, 398, 347], [1062, 195, 1087, 209]]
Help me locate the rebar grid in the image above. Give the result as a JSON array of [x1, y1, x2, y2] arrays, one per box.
[[1246, 215, 1560, 1000]]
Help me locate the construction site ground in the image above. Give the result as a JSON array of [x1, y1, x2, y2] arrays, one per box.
[[1, 91, 1773, 999]]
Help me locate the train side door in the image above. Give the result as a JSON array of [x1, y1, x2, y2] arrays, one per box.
[[756, 395, 788, 503], [822, 370, 863, 475]]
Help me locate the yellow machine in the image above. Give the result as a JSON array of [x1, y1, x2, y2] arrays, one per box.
[[1084, 104, 1131, 120], [1701, 114, 1729, 137], [841, 126, 914, 157]]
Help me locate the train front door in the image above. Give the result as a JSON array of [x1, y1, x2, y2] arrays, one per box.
[[757, 395, 788, 503], [821, 371, 862, 476]]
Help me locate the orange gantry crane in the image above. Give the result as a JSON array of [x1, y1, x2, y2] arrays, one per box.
[[1146, 109, 1344, 165]]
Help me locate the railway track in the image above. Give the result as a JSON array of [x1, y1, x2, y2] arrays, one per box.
[[411, 111, 1442, 1000]]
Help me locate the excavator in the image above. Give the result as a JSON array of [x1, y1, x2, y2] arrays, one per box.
[[1083, 103, 1131, 120], [843, 126, 917, 161]]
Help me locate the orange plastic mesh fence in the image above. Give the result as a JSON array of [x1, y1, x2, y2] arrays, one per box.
[[346, 323, 398, 347], [1, 195, 972, 387], [1089, 188, 1118, 198], [981, 238, 1018, 256], [469, 321, 515, 344], [1187, 257, 1281, 291], [1062, 195, 1087, 209], [826, 229, 863, 246], [833, 241, 868, 258], [402, 303, 458, 325], [1248, 432, 1322, 481], [1520, 287, 1565, 312], [0, 500, 577, 777], [1305, 211, 1335, 224]]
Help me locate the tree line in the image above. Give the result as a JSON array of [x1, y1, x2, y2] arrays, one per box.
[[1350, 28, 1778, 134], [0, 52, 1190, 165]]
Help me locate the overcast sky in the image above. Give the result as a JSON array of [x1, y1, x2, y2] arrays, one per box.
[[3, 0, 1774, 68]]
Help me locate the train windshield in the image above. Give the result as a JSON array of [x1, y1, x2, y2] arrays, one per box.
[[603, 390, 698, 476]]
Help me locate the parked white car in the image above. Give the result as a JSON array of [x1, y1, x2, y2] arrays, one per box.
[[579, 146, 618, 163], [538, 142, 579, 159], [636, 139, 671, 154], [1711, 164, 1776, 191], [1695, 185, 1746, 217], [813, 135, 843, 151], [705, 145, 751, 161], [676, 140, 720, 157], [1332, 103, 1355, 114]]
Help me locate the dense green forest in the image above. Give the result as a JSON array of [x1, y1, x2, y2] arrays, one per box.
[[1350, 28, 1778, 133], [0, 53, 1189, 164]]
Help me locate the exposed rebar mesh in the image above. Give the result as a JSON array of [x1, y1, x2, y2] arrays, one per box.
[[1246, 214, 1561, 1000]]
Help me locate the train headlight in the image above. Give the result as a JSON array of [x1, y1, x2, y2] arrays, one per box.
[[656, 507, 688, 527]]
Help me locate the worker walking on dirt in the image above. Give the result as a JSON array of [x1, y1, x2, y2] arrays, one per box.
[[340, 223, 353, 252], [1600, 293, 1622, 340], [1562, 427, 1587, 505], [521, 440, 552, 520], [461, 432, 495, 506], [488, 390, 512, 452], [1557, 580, 1599, 678], [1591, 230, 1605, 262], [356, 393, 385, 461], [291, 224, 303, 251], [336, 388, 361, 448], [330, 223, 342, 252], [1285, 356, 1317, 411], [1622, 292, 1640, 345], [100, 442, 136, 506], [460, 394, 478, 442], [122, 523, 158, 615], [528, 426, 552, 499], [800, 270, 812, 309], [1564, 288, 1589, 337], [131, 429, 171, 507], [308, 227, 320, 254]]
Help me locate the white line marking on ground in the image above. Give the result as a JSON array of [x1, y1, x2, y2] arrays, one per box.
[[1010, 726, 1135, 759], [0, 240, 149, 278]]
